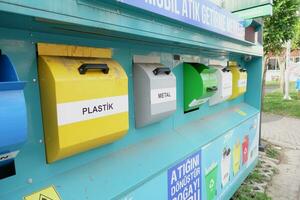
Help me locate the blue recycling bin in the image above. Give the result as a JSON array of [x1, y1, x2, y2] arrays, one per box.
[[296, 79, 300, 91], [0, 51, 27, 179]]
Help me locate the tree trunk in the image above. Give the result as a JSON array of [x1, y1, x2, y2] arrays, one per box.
[[279, 56, 285, 93], [262, 56, 269, 98], [284, 40, 292, 100]]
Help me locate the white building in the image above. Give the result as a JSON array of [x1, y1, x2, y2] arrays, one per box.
[[266, 50, 300, 82]]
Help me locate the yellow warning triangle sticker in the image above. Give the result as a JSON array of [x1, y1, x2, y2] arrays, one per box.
[[23, 185, 61, 200], [39, 194, 54, 200]]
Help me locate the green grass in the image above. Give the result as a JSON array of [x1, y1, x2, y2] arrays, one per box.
[[247, 168, 265, 183], [232, 161, 273, 200], [232, 185, 271, 200], [232, 144, 281, 200], [265, 145, 280, 160], [263, 91, 300, 118], [265, 80, 280, 86], [263, 81, 300, 118]]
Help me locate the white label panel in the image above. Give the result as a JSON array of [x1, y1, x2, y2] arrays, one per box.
[[150, 87, 176, 105], [222, 85, 233, 98], [57, 95, 128, 126], [238, 79, 247, 88], [222, 74, 233, 98], [0, 150, 19, 162]]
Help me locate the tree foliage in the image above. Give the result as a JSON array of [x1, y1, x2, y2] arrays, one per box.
[[292, 19, 300, 49], [263, 0, 300, 56]]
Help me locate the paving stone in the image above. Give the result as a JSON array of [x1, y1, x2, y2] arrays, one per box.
[[262, 113, 300, 200]]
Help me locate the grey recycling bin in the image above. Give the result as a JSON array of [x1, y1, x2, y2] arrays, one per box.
[[134, 60, 176, 128]]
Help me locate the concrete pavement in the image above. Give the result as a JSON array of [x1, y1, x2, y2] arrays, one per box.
[[262, 113, 300, 149], [261, 113, 300, 200]]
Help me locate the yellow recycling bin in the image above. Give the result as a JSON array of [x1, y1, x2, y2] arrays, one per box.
[[38, 43, 129, 163], [228, 61, 247, 99]]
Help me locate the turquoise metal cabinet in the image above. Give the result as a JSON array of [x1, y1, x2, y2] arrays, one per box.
[[0, 0, 266, 199]]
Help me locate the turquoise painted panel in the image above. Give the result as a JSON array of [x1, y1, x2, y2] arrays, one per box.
[[119, 159, 258, 200], [113, 114, 260, 200], [0, 1, 263, 198], [201, 114, 259, 200], [0, 25, 260, 198], [0, 0, 263, 56]]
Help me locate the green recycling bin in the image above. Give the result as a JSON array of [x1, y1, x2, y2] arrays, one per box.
[[184, 63, 218, 112]]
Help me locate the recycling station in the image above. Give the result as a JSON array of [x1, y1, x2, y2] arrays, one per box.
[[0, 0, 271, 200]]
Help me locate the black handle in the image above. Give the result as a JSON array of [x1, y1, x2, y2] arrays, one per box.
[[223, 148, 231, 156], [206, 86, 218, 92], [239, 68, 247, 72], [78, 64, 109, 75], [222, 67, 231, 72], [153, 67, 171, 75]]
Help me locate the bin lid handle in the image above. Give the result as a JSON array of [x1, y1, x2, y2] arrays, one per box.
[[239, 68, 247, 72], [78, 64, 109, 75], [153, 67, 171, 75], [206, 86, 218, 92], [222, 67, 231, 72]]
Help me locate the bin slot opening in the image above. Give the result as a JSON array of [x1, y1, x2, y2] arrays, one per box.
[[0, 55, 18, 82], [184, 107, 199, 114], [0, 160, 16, 180], [78, 63, 109, 74], [153, 67, 171, 75]]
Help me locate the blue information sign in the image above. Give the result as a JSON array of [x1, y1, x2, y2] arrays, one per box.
[[117, 0, 245, 41], [167, 151, 201, 200]]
